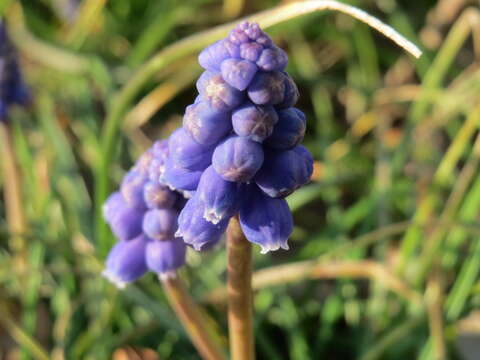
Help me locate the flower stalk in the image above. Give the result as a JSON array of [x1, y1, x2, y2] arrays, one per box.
[[227, 216, 254, 360], [0, 121, 27, 267], [161, 274, 226, 360]]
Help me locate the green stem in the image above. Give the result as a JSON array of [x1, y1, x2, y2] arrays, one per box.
[[0, 302, 50, 360], [0, 122, 27, 268], [161, 274, 227, 360], [226, 216, 254, 360]]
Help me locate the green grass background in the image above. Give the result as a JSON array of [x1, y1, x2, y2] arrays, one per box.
[[1, 0, 480, 359]]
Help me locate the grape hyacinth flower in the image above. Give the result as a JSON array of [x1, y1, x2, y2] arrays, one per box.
[[0, 22, 29, 121], [103, 140, 187, 288], [163, 21, 314, 254]]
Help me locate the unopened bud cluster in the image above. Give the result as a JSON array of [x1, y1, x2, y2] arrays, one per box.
[[163, 22, 313, 254], [103, 141, 187, 288]]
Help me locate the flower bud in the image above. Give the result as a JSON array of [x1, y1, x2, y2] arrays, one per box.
[[104, 192, 144, 241], [134, 149, 154, 176], [198, 39, 239, 71], [102, 235, 148, 288], [143, 181, 177, 209], [220, 58, 258, 91], [255, 145, 313, 198], [142, 208, 178, 240], [145, 238, 186, 278], [256, 45, 288, 72], [239, 185, 292, 253], [197, 166, 242, 224], [265, 108, 306, 150], [276, 73, 299, 109], [162, 158, 203, 191], [212, 136, 264, 182], [196, 71, 244, 112], [240, 42, 263, 62], [228, 22, 271, 45], [232, 101, 278, 142], [176, 197, 228, 251], [168, 128, 213, 171], [247, 71, 285, 105], [121, 170, 148, 209], [183, 101, 232, 146]]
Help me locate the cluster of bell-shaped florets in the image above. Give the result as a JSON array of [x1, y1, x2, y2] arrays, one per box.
[[0, 22, 29, 121], [102, 141, 187, 288], [162, 22, 313, 254]]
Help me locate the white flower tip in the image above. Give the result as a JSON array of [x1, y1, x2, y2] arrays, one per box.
[[203, 208, 222, 225], [259, 241, 289, 254], [158, 271, 177, 281], [174, 229, 184, 238], [193, 243, 205, 251], [102, 269, 127, 290]]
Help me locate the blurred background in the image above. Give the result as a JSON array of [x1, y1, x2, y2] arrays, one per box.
[[1, 0, 480, 359]]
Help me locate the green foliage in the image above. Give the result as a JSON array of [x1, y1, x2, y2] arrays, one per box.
[[1, 0, 479, 359]]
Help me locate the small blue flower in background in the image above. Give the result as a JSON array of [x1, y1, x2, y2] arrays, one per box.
[[0, 22, 29, 121], [163, 21, 314, 254], [103, 140, 188, 288]]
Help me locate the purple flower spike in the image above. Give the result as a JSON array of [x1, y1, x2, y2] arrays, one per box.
[[220, 58, 257, 91], [142, 208, 178, 240], [212, 136, 264, 182], [104, 193, 144, 241], [247, 71, 286, 105], [198, 39, 239, 71], [168, 128, 213, 171], [232, 101, 278, 142], [176, 197, 228, 251], [103, 235, 149, 288], [256, 45, 288, 72], [276, 73, 299, 109], [183, 101, 232, 146], [196, 71, 244, 112], [0, 24, 29, 121], [121, 170, 148, 209], [239, 185, 293, 254], [145, 238, 186, 278], [162, 158, 203, 191], [255, 145, 313, 198], [143, 181, 177, 209], [265, 108, 306, 150], [197, 166, 242, 224]]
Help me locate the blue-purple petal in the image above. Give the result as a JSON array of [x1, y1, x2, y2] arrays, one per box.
[[232, 101, 278, 142], [265, 108, 306, 150], [145, 238, 186, 277], [247, 71, 286, 106], [212, 136, 264, 182], [176, 197, 228, 251], [161, 157, 203, 191], [239, 186, 292, 253], [197, 165, 242, 224], [220, 58, 258, 91], [255, 145, 313, 198], [196, 71, 245, 112], [103, 235, 149, 288], [103, 193, 144, 241], [142, 208, 178, 240], [168, 128, 213, 170], [183, 101, 232, 146]]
